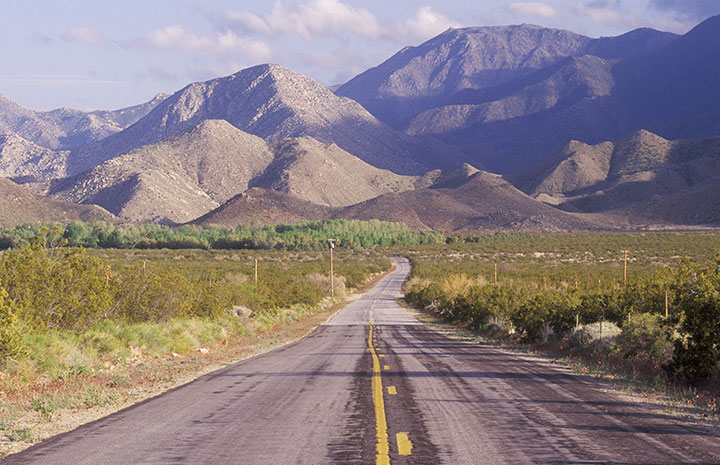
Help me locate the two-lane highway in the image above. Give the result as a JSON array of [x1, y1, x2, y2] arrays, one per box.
[[4, 258, 720, 464]]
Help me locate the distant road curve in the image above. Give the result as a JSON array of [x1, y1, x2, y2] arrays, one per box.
[[4, 258, 719, 464]]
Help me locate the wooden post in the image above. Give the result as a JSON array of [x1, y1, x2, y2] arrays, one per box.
[[328, 239, 337, 298], [665, 289, 669, 319], [254, 258, 258, 285], [494, 263, 498, 285], [621, 249, 629, 285]]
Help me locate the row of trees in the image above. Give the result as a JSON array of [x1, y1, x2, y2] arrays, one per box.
[[0, 220, 448, 251], [406, 255, 720, 385]]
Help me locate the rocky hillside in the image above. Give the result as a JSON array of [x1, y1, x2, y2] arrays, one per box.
[[193, 188, 332, 227], [336, 24, 676, 129], [46, 120, 275, 224], [68, 64, 458, 177], [337, 19, 720, 175], [0, 133, 70, 181], [0, 93, 167, 150], [512, 130, 720, 225], [47, 120, 428, 223], [405, 54, 629, 172], [337, 171, 600, 232], [253, 137, 420, 207], [0, 177, 113, 227]]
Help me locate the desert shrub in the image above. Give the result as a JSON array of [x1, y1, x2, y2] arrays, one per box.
[[568, 327, 593, 349], [615, 313, 672, 365], [0, 288, 24, 359], [512, 293, 552, 342], [0, 241, 113, 330], [667, 255, 720, 384]]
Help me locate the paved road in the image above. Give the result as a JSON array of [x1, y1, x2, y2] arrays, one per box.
[[4, 258, 720, 464]]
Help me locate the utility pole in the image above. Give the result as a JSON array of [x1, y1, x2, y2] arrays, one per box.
[[621, 249, 629, 285], [254, 258, 258, 285], [328, 239, 337, 298]]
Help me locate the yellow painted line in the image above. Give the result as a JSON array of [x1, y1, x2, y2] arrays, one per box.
[[379, 354, 386, 358], [383, 365, 390, 371], [387, 386, 397, 395], [368, 323, 389, 465], [396, 432, 413, 456]]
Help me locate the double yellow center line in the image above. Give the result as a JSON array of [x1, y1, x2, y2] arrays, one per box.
[[368, 322, 412, 464]]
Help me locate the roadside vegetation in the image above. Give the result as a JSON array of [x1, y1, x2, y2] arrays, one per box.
[[0, 226, 391, 454], [398, 232, 720, 414]]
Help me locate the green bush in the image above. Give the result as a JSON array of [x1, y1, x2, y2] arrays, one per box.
[[615, 313, 672, 365], [667, 255, 720, 384], [0, 288, 23, 359]]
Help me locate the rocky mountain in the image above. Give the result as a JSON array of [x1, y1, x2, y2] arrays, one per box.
[[45, 120, 275, 224], [337, 170, 600, 232], [612, 15, 720, 140], [68, 64, 460, 177], [0, 133, 70, 181], [39, 93, 169, 149], [0, 177, 112, 227], [512, 130, 720, 225], [0, 93, 167, 150], [46, 120, 427, 223], [193, 188, 332, 227], [405, 54, 631, 172], [193, 170, 602, 232], [335, 20, 720, 174], [252, 137, 420, 207], [336, 24, 677, 129]]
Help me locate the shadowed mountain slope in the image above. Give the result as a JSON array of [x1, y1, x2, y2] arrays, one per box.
[[336, 24, 676, 129], [513, 130, 720, 225], [336, 171, 599, 232], [192, 188, 332, 227], [0, 177, 113, 227]]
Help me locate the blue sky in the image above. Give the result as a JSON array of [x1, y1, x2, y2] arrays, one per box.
[[0, 0, 718, 111]]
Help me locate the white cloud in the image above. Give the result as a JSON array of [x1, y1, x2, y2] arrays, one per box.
[[573, 3, 623, 24], [390, 6, 461, 44], [226, 0, 382, 40], [506, 2, 559, 19], [62, 27, 106, 46], [139, 25, 272, 61]]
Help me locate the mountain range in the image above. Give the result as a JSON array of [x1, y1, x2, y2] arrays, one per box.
[[1, 15, 720, 231]]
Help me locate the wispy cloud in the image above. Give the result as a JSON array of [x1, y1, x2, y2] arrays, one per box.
[[506, 2, 559, 19], [226, 0, 382, 40], [573, 3, 623, 25], [225, 1, 459, 45], [390, 6, 461, 44], [137, 25, 272, 61], [62, 27, 107, 46]]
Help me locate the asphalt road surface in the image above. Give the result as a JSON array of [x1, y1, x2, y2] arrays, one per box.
[[4, 258, 720, 464]]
